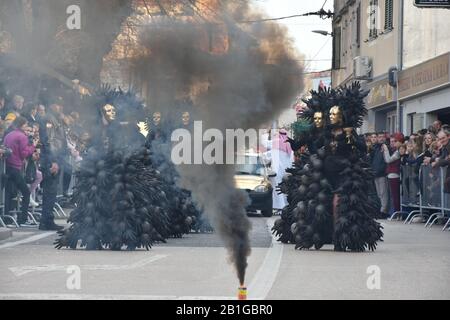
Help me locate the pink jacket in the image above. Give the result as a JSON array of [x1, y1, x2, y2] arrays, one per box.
[[4, 129, 35, 170]]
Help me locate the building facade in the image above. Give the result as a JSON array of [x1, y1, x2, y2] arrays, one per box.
[[332, 0, 450, 134]]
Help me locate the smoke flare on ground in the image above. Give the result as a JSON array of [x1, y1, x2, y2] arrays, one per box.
[[132, 1, 304, 284]]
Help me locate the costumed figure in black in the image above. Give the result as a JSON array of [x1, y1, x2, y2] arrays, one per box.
[[273, 83, 383, 252], [322, 83, 383, 251], [146, 111, 165, 143], [177, 109, 213, 233], [55, 87, 172, 250], [145, 106, 212, 236], [272, 87, 335, 246]]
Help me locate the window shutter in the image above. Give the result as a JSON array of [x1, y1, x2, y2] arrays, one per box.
[[356, 4, 361, 47], [369, 0, 379, 39], [384, 0, 394, 30], [333, 27, 341, 69]]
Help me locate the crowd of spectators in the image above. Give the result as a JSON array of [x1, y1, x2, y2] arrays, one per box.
[[0, 86, 88, 229], [365, 120, 450, 220]]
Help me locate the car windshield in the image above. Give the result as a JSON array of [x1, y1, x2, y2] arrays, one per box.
[[235, 155, 265, 176]]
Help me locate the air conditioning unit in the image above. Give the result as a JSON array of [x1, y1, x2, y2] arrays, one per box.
[[353, 56, 372, 80]]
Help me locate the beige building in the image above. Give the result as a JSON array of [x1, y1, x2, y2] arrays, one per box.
[[332, 0, 450, 134], [278, 70, 332, 129]]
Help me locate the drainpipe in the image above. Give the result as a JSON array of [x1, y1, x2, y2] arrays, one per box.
[[396, 0, 404, 133]]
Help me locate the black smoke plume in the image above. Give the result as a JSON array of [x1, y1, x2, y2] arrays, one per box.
[[131, 1, 304, 284]]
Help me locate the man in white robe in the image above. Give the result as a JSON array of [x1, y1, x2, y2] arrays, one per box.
[[270, 129, 293, 212]]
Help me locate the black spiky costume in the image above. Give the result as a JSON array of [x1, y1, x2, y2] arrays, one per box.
[[145, 112, 213, 234], [273, 83, 383, 252], [55, 87, 174, 250], [288, 87, 337, 154], [273, 88, 335, 245]]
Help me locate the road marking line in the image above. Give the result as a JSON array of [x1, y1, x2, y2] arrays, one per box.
[[9, 255, 168, 277], [0, 232, 54, 250], [0, 293, 234, 300], [247, 216, 283, 300], [1, 218, 283, 300]]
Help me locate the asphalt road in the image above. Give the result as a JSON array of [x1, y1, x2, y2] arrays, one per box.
[[0, 216, 449, 300]]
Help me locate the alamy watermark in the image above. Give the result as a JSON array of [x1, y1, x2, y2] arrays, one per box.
[[171, 121, 273, 165], [66, 265, 81, 290], [366, 265, 381, 290], [66, 5, 81, 30]]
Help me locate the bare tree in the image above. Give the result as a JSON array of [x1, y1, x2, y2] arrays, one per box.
[[0, 0, 132, 85]]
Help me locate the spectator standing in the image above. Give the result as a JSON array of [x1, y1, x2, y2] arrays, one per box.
[[431, 130, 450, 193], [23, 102, 39, 125], [422, 132, 434, 150], [365, 134, 373, 152], [369, 132, 389, 218], [377, 132, 387, 145], [402, 141, 421, 203], [3, 117, 36, 225], [26, 148, 42, 207], [421, 133, 435, 164], [432, 120, 442, 135], [2, 113, 18, 143], [382, 132, 405, 217], [37, 104, 46, 118], [432, 130, 450, 168], [37, 102, 67, 230], [4, 112, 16, 128], [10, 95, 25, 116]]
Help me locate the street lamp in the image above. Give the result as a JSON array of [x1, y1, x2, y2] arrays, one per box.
[[312, 30, 333, 36]]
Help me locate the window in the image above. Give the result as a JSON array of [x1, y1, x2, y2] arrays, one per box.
[[342, 20, 347, 56], [407, 113, 414, 135], [387, 111, 397, 134], [407, 113, 426, 134], [384, 0, 394, 31], [333, 26, 341, 69], [369, 0, 378, 39]]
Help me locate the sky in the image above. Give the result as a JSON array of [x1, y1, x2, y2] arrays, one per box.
[[252, 0, 334, 72]]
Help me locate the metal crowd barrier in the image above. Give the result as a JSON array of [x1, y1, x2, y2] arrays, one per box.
[[53, 155, 77, 218], [0, 154, 77, 229], [0, 157, 40, 228], [391, 164, 450, 231]]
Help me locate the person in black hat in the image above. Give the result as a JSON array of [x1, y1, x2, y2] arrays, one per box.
[[37, 98, 67, 230]]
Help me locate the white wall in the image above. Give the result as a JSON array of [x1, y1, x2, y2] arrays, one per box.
[[401, 87, 450, 131], [361, 0, 399, 77], [403, 3, 450, 69]]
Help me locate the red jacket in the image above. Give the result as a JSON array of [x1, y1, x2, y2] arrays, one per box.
[[386, 151, 401, 175]]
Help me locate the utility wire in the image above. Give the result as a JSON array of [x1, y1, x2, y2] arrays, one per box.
[[237, 8, 334, 24]]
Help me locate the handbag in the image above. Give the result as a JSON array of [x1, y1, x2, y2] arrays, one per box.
[[25, 160, 37, 184]]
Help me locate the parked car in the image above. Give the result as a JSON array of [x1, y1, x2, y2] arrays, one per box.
[[234, 152, 275, 217]]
